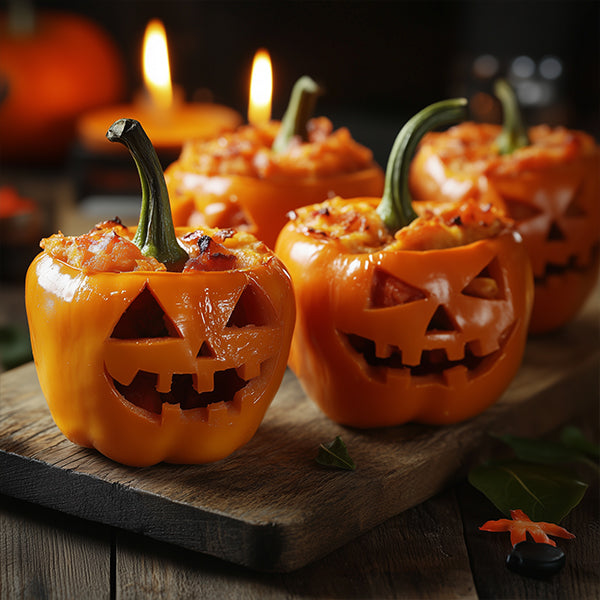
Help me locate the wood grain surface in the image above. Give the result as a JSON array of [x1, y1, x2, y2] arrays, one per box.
[[0, 294, 598, 572], [3, 479, 598, 599]]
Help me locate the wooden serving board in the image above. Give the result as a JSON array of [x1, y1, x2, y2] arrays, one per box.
[[1, 293, 598, 572]]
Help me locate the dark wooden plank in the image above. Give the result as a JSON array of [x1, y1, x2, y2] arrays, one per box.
[[458, 412, 600, 600], [279, 489, 477, 599], [114, 487, 477, 599], [0, 291, 598, 572], [0, 494, 111, 599]]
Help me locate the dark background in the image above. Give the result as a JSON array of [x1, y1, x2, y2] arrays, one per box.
[[20, 0, 600, 165]]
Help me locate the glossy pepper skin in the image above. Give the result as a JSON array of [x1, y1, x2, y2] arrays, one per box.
[[25, 119, 295, 466], [410, 81, 600, 334], [275, 100, 534, 428], [165, 77, 384, 248], [167, 165, 384, 250]]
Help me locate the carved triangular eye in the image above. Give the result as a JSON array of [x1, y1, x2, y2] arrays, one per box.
[[565, 195, 586, 218], [111, 286, 181, 339], [462, 257, 504, 300], [370, 268, 427, 308], [226, 284, 274, 328], [197, 341, 214, 358], [426, 305, 458, 333], [502, 198, 542, 221]]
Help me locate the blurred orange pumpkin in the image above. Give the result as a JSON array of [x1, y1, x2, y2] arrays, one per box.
[[0, 8, 125, 163]]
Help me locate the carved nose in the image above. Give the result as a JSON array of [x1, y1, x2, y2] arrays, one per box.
[[426, 305, 458, 334], [546, 220, 566, 242]]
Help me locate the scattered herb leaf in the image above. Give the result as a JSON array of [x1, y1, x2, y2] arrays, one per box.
[[480, 509, 575, 547], [316, 436, 356, 471], [468, 459, 588, 523]]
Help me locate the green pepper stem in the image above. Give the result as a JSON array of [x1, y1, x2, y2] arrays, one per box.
[[272, 76, 321, 153], [494, 79, 529, 155], [106, 118, 188, 270], [376, 98, 468, 233]]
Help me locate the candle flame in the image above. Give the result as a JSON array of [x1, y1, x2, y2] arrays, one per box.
[[248, 49, 272, 125], [143, 19, 173, 111]]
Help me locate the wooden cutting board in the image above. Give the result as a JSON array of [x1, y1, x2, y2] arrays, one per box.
[[1, 292, 598, 572]]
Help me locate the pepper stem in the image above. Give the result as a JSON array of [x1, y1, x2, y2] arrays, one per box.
[[272, 76, 321, 153], [106, 118, 188, 270], [376, 98, 468, 233], [494, 79, 529, 155]]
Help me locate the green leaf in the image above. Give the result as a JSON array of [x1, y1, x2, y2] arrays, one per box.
[[560, 426, 600, 460], [316, 436, 356, 471], [468, 459, 588, 523], [496, 434, 585, 464]]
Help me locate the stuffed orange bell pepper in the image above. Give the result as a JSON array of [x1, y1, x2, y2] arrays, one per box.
[[275, 99, 534, 428], [165, 76, 384, 249], [410, 80, 600, 334], [25, 118, 295, 467]]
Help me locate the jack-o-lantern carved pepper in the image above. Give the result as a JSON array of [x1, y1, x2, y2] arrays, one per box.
[[165, 76, 384, 248], [409, 80, 600, 334], [25, 119, 295, 466], [275, 100, 534, 428]]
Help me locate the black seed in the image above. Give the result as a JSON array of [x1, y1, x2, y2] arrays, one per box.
[[198, 235, 212, 253], [506, 541, 566, 579]]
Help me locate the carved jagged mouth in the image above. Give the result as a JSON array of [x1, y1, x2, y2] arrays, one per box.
[[110, 368, 249, 415], [340, 325, 514, 384], [535, 243, 600, 286]]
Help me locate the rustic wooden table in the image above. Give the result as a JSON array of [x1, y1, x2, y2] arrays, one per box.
[[1, 478, 598, 599]]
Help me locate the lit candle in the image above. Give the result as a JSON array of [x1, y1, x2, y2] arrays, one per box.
[[248, 48, 272, 126], [143, 19, 173, 111], [77, 19, 242, 154]]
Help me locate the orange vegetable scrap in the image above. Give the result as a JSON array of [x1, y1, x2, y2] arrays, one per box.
[[480, 509, 576, 547]]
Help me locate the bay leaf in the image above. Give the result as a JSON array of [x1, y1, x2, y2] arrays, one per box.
[[468, 459, 588, 523]]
